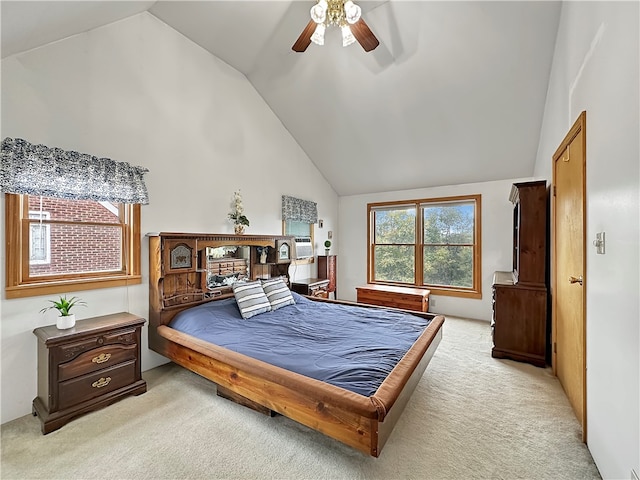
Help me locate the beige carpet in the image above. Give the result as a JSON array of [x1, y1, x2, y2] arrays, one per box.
[[1, 316, 600, 479]]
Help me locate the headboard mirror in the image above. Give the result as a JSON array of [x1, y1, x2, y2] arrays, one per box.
[[203, 245, 250, 290]]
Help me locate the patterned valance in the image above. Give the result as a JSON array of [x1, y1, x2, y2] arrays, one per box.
[[282, 195, 318, 224], [0, 137, 149, 204]]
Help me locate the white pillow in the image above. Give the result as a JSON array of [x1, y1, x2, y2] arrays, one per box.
[[262, 278, 295, 311], [232, 281, 271, 319]]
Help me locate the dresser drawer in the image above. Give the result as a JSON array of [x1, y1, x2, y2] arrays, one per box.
[[57, 328, 137, 361], [58, 360, 137, 410], [58, 343, 138, 382]]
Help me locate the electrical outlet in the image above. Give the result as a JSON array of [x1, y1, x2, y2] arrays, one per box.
[[430, 299, 436, 307]]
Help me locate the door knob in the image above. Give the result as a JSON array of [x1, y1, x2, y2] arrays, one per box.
[[569, 275, 583, 285]]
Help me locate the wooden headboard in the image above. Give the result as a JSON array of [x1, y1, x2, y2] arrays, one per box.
[[147, 232, 294, 352]]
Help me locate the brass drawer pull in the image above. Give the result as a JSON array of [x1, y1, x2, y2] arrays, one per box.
[[92, 353, 112, 364], [92, 377, 112, 388]]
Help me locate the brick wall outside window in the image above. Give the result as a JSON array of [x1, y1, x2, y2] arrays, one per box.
[[28, 197, 122, 276]]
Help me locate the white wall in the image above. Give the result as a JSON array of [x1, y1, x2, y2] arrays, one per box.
[[338, 178, 536, 321], [0, 12, 338, 424], [533, 2, 639, 479]]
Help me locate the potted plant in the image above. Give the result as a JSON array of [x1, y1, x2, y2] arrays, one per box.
[[324, 240, 332, 255], [40, 295, 86, 330]]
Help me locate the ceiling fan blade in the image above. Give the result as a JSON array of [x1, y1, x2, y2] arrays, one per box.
[[351, 18, 379, 52], [292, 19, 317, 52]]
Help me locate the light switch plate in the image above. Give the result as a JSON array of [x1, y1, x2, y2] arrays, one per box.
[[594, 232, 605, 254]]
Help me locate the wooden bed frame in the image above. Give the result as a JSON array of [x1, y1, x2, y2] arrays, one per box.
[[148, 232, 445, 457]]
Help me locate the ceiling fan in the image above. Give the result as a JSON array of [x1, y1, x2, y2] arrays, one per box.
[[292, 0, 380, 53]]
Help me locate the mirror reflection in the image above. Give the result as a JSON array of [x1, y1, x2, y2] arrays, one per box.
[[204, 246, 249, 290]]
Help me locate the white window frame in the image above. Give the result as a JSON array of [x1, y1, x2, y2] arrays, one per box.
[[28, 210, 51, 265]]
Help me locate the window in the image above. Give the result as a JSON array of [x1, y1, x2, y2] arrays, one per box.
[[283, 220, 315, 264], [281, 195, 318, 265], [368, 194, 481, 298], [5, 194, 141, 299]]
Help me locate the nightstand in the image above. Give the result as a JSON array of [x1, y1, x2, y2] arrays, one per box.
[[32, 312, 147, 434], [291, 278, 330, 298]]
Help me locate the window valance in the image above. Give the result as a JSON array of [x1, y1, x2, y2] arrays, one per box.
[[282, 195, 318, 224], [0, 137, 149, 204]]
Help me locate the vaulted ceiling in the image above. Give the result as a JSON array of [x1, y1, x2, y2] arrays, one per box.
[[1, 1, 562, 196]]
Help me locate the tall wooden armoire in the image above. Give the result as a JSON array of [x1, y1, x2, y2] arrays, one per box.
[[491, 180, 548, 367]]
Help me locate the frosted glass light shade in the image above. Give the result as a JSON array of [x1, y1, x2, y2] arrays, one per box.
[[344, 1, 361, 24], [341, 25, 356, 47], [311, 23, 326, 45], [310, 0, 328, 23]]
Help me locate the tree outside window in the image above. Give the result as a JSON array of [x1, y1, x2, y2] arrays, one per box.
[[368, 194, 481, 298]]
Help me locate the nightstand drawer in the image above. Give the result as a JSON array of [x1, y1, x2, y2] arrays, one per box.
[[58, 360, 137, 410], [309, 285, 329, 298], [58, 328, 137, 361], [291, 278, 330, 297], [58, 343, 138, 382]]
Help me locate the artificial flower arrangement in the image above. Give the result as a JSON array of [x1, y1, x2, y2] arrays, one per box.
[[228, 190, 250, 234]]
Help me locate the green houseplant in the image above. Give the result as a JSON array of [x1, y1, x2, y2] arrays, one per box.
[[324, 240, 331, 255], [40, 295, 86, 330]]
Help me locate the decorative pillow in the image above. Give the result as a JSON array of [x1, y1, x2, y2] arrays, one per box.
[[232, 281, 271, 319], [262, 278, 296, 311]]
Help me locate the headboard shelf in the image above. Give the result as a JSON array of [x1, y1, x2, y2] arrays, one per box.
[[147, 232, 295, 344]]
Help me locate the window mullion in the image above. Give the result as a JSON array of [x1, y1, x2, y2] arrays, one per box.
[[20, 218, 30, 283], [416, 203, 423, 286]]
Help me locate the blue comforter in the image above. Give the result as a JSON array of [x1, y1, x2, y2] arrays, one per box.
[[169, 292, 432, 397]]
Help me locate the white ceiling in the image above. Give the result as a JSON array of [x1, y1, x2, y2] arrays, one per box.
[[1, 1, 562, 196]]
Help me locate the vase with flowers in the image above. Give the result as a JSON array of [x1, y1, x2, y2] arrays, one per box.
[[228, 190, 250, 234]]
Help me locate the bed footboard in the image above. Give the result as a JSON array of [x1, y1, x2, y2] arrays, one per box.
[[158, 325, 380, 455], [156, 315, 443, 457]]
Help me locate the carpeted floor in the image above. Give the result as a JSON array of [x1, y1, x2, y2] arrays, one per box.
[[1, 316, 601, 479]]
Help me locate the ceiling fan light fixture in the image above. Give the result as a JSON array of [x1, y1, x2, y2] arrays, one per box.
[[293, 0, 378, 53], [311, 23, 326, 45], [344, 1, 361, 24], [341, 24, 356, 47], [310, 0, 328, 24]]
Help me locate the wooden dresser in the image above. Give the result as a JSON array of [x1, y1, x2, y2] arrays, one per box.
[[317, 255, 337, 297], [356, 284, 430, 313], [491, 180, 548, 367], [291, 278, 330, 298], [32, 312, 147, 434]]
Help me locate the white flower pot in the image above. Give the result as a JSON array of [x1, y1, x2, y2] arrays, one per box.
[[57, 314, 76, 330]]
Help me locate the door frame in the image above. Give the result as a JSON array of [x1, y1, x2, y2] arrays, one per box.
[[551, 110, 587, 441]]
